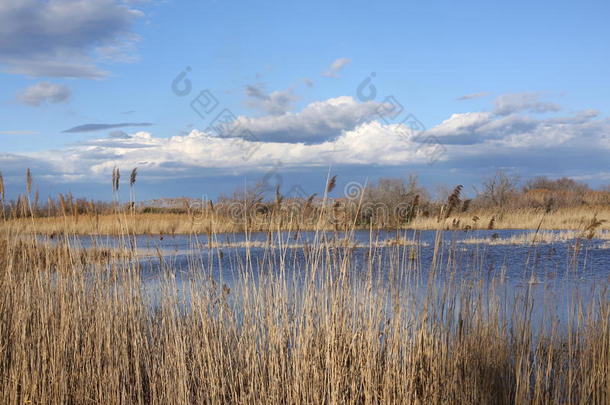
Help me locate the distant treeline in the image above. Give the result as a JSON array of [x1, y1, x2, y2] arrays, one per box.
[[1, 170, 609, 227]]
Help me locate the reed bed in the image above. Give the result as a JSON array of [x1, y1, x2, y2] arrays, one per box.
[[410, 207, 610, 232], [3, 206, 610, 237], [0, 235, 126, 271], [460, 230, 610, 245], [147, 237, 427, 253], [0, 217, 608, 404], [0, 173, 608, 404]]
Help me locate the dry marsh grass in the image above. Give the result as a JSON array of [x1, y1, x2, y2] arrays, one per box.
[[0, 235, 125, 271], [0, 221, 608, 404], [461, 230, 610, 245], [410, 207, 610, 231], [0, 172, 608, 403], [3, 206, 610, 236]]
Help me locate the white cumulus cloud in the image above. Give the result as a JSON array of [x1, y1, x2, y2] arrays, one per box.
[[2, 93, 609, 190]]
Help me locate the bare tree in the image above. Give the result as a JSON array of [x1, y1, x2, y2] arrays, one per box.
[[480, 170, 520, 207]]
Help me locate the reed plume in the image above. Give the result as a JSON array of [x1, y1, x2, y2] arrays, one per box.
[[112, 167, 120, 193], [488, 216, 495, 230], [445, 184, 463, 219], [326, 175, 337, 193], [0, 172, 4, 221], [129, 167, 138, 213], [33, 190, 39, 215], [275, 184, 283, 207], [461, 198, 471, 212], [305, 193, 316, 209], [0, 171, 4, 202], [47, 196, 53, 217], [25, 168, 32, 195], [58, 194, 67, 216], [130, 167, 137, 187], [582, 214, 606, 240]]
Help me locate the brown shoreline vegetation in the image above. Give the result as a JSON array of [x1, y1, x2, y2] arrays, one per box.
[[4, 206, 609, 236], [1, 170, 609, 236]]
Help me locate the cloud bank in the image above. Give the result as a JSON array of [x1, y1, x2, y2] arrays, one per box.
[[235, 96, 388, 143], [0, 0, 142, 78], [2, 92, 609, 191]]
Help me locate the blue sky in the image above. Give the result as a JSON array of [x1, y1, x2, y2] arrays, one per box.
[[1, 0, 609, 200]]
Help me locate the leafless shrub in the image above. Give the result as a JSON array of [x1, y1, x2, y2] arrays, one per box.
[[477, 170, 520, 207]]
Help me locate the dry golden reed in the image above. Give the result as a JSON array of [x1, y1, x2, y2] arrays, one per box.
[[0, 171, 5, 202], [130, 167, 138, 187], [0, 214, 608, 404], [0, 171, 608, 403], [4, 205, 609, 237]]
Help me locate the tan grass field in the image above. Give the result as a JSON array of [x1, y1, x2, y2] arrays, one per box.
[[4, 205, 609, 236]]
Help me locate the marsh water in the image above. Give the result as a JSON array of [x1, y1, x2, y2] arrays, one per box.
[[71, 229, 610, 280], [65, 229, 609, 322]]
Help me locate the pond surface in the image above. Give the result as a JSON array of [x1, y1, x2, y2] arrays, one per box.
[[66, 229, 609, 313], [40, 228, 609, 331]]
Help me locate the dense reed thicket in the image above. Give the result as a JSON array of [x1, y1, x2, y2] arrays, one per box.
[[0, 211, 608, 404]]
